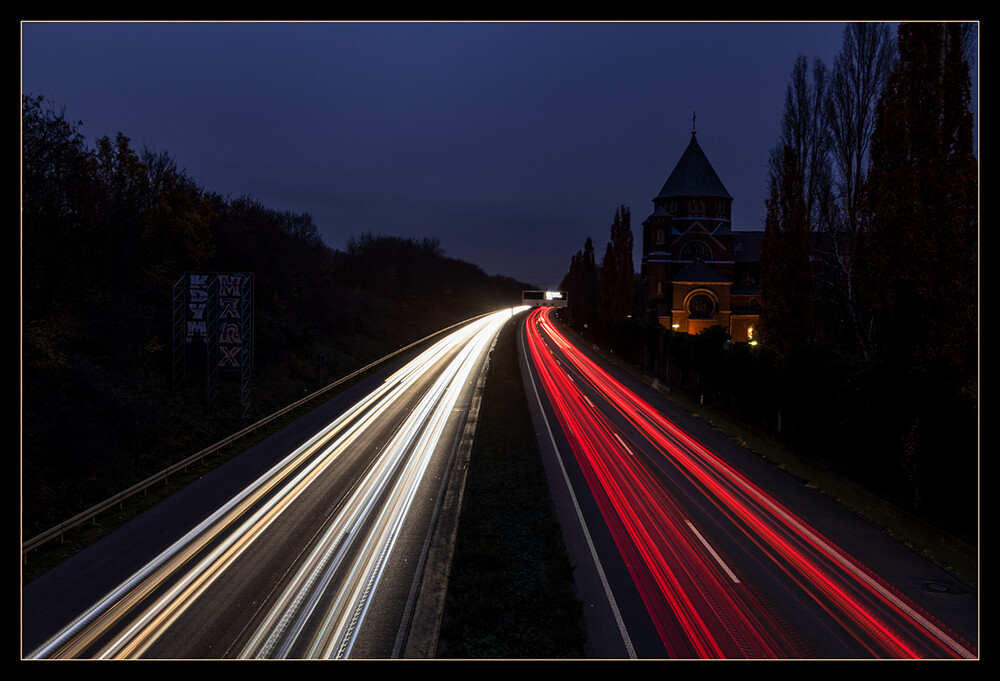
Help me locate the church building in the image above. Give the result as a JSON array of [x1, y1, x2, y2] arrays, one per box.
[[640, 127, 762, 343]]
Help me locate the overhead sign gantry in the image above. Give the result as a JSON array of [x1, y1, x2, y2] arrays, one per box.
[[521, 290, 568, 308]]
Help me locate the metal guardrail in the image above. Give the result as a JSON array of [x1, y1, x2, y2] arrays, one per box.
[[22, 314, 490, 561]]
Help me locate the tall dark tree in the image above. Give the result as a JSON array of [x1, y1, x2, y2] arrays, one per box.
[[561, 237, 599, 331], [597, 206, 635, 336], [598, 239, 616, 335], [856, 22, 977, 513], [92, 133, 155, 287], [559, 252, 579, 322], [139, 148, 216, 286], [760, 54, 827, 364], [818, 22, 896, 358], [609, 205, 635, 325], [579, 237, 599, 331], [760, 143, 813, 366], [857, 22, 977, 380], [827, 23, 896, 240], [21, 95, 98, 316], [781, 55, 835, 233]]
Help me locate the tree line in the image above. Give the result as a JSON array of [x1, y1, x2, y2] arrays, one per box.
[[759, 22, 976, 539], [21, 94, 530, 535], [558, 23, 978, 543], [559, 205, 635, 344]]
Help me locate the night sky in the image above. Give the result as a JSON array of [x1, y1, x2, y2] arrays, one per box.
[[23, 21, 871, 289]]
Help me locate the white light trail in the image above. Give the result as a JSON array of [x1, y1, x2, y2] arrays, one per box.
[[244, 308, 519, 658], [30, 307, 525, 660]]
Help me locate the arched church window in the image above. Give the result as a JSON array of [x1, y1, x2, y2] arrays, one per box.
[[681, 240, 711, 261], [687, 292, 717, 318]]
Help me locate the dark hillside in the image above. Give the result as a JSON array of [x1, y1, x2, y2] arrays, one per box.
[[21, 94, 531, 540]]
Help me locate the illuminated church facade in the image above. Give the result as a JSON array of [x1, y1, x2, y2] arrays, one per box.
[[640, 129, 762, 343]]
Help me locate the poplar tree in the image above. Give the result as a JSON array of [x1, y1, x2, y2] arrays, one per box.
[[856, 22, 977, 512], [598, 205, 635, 334], [781, 55, 834, 232], [820, 22, 896, 358], [760, 143, 813, 366], [857, 22, 977, 381], [561, 237, 598, 331], [610, 205, 635, 324], [760, 55, 825, 364]]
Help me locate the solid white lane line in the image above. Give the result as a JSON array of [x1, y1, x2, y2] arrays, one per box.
[[521, 317, 637, 660]]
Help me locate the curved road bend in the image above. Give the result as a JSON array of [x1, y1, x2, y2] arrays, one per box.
[[24, 307, 524, 660], [519, 306, 977, 660]]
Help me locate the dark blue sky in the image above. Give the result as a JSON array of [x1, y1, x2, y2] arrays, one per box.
[[22, 21, 932, 289]]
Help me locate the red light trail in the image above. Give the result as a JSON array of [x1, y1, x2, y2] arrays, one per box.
[[524, 306, 975, 659]]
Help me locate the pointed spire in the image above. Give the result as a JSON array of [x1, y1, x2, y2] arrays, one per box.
[[656, 128, 731, 201]]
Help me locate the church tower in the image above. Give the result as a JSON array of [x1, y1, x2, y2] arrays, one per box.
[[641, 122, 760, 341]]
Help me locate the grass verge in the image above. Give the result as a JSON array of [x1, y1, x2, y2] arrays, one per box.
[[436, 319, 586, 659]]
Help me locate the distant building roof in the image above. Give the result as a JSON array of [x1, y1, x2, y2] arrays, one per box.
[[733, 230, 764, 261], [655, 132, 732, 201], [731, 278, 761, 296], [671, 258, 731, 284]]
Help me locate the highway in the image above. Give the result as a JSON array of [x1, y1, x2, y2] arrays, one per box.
[[24, 307, 523, 660], [519, 306, 978, 659]]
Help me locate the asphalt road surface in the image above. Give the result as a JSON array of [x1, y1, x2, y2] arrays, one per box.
[[23, 309, 518, 660], [519, 306, 977, 660]]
